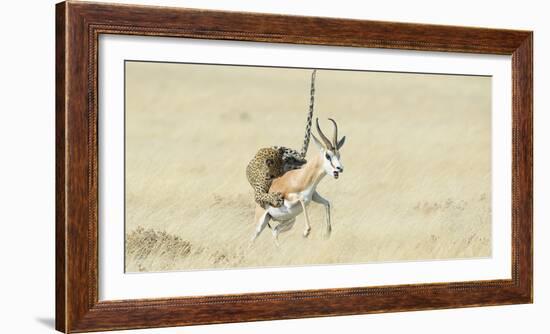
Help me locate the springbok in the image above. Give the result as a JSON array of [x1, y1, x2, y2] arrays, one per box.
[[252, 118, 346, 243]]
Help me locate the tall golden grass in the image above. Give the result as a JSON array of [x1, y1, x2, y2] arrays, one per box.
[[124, 62, 491, 272]]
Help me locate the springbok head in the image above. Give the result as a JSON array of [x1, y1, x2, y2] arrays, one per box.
[[311, 118, 346, 179]]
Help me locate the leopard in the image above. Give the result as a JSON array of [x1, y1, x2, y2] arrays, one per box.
[[246, 69, 317, 209], [246, 146, 307, 209]]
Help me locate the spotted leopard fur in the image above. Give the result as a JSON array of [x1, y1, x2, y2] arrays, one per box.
[[246, 70, 316, 209], [246, 147, 306, 208]]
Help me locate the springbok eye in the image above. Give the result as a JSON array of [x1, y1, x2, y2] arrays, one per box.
[[325, 153, 331, 160]]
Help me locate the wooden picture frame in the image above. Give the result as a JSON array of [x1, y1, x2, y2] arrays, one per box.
[[56, 1, 532, 332]]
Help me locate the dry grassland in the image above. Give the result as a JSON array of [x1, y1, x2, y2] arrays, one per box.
[[124, 62, 491, 272]]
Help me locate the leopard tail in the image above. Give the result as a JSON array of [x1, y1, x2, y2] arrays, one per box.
[[299, 69, 316, 158]]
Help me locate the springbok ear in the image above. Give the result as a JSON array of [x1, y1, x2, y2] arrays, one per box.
[[311, 133, 324, 150], [336, 136, 346, 149]]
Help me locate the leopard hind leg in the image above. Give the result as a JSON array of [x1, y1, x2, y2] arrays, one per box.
[[255, 191, 284, 209]]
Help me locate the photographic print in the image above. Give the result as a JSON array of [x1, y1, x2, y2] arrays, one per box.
[[56, 5, 533, 330], [124, 61, 491, 273]]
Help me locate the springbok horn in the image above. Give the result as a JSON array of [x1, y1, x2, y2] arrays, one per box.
[[328, 118, 338, 151], [316, 118, 333, 150]]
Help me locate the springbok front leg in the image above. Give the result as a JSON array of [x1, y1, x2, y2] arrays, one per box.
[[299, 199, 311, 237], [312, 191, 331, 237]]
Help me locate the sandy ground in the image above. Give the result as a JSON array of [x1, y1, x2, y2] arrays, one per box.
[[124, 62, 491, 273]]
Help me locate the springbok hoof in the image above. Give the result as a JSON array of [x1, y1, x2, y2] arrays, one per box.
[[324, 226, 332, 239], [272, 232, 281, 247], [303, 229, 311, 238], [249, 234, 259, 247]]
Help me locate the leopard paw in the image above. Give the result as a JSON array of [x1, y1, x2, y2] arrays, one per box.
[[268, 192, 285, 207]]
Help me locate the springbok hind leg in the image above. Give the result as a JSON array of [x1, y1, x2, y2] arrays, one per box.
[[312, 191, 331, 238], [251, 209, 271, 242], [272, 218, 296, 245]]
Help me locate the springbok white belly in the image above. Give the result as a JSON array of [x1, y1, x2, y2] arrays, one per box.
[[267, 201, 303, 221], [266, 186, 316, 221]]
